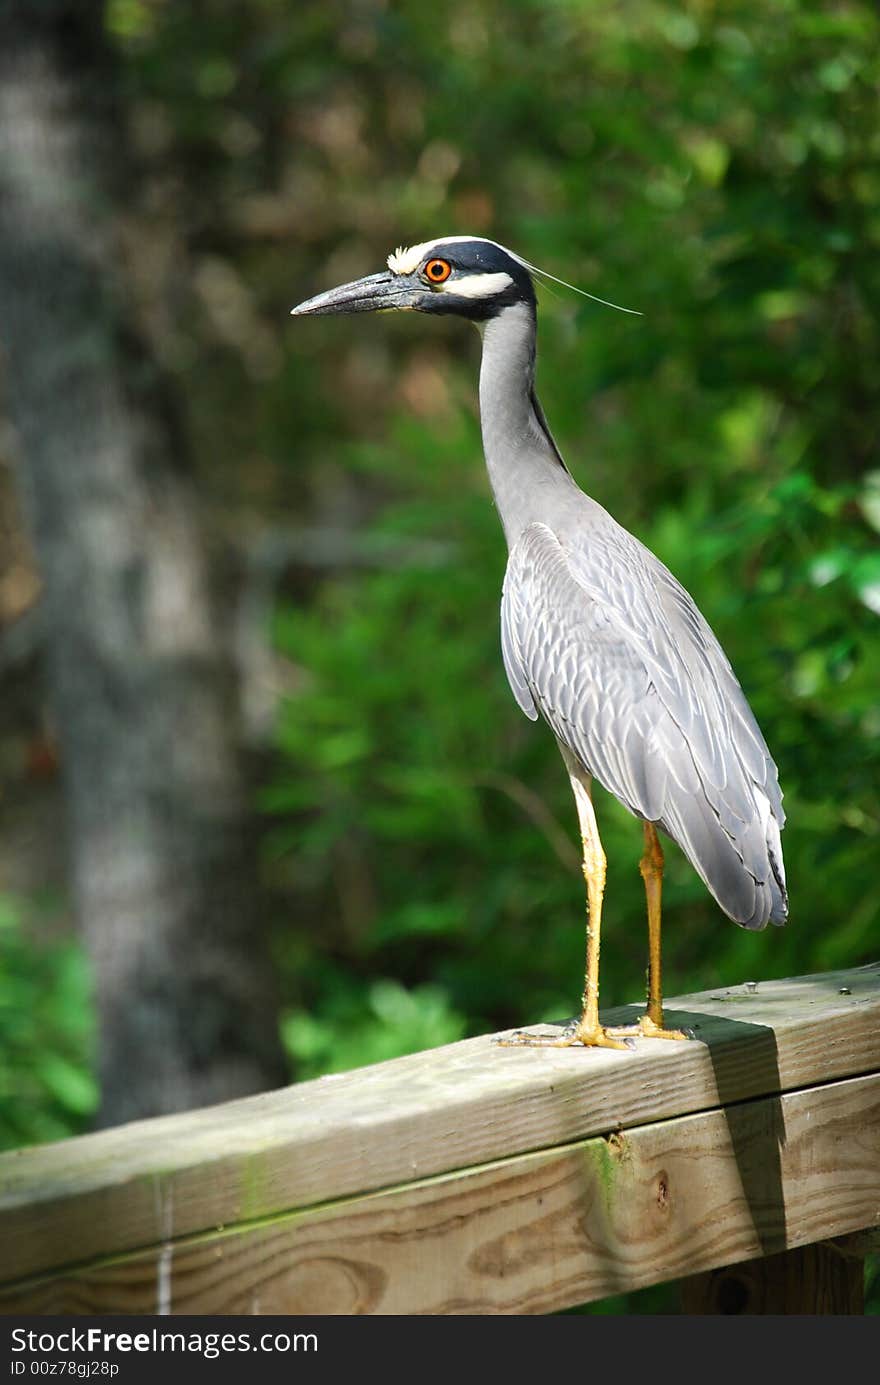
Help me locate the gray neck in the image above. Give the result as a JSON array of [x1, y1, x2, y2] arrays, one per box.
[[478, 301, 573, 547]]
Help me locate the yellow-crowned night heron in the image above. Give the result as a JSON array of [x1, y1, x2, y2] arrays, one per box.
[[291, 237, 787, 1050]]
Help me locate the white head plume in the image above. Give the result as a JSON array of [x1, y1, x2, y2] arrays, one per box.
[[387, 236, 641, 315]]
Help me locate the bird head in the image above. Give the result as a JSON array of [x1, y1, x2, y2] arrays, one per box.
[[290, 237, 536, 322]]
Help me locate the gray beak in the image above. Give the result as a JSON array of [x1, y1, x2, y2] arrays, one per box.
[[291, 269, 421, 316]]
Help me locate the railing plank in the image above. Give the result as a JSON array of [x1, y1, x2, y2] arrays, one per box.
[[3, 1071, 878, 1314], [0, 964, 878, 1302]]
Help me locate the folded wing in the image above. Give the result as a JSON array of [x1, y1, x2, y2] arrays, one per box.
[[501, 521, 787, 929]]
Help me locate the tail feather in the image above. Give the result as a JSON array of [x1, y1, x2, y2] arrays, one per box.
[[764, 804, 788, 925], [661, 782, 787, 931]]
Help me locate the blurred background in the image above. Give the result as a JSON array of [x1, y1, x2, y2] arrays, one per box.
[[0, 0, 878, 1311]]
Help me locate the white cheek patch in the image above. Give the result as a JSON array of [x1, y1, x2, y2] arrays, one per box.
[[442, 271, 514, 298]]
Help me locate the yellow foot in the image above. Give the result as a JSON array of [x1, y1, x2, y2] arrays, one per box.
[[607, 1014, 692, 1042], [499, 1022, 633, 1052]]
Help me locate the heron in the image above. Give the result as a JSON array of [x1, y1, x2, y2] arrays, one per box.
[[291, 236, 787, 1050]]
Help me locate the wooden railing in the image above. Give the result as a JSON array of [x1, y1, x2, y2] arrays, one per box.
[[1, 964, 878, 1314]]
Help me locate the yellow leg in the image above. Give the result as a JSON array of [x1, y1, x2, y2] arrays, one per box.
[[502, 757, 628, 1051], [562, 769, 628, 1049], [609, 822, 689, 1042], [643, 820, 666, 1029]]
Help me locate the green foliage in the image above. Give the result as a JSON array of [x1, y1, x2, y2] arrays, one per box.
[[282, 977, 466, 1076], [0, 897, 97, 1151]]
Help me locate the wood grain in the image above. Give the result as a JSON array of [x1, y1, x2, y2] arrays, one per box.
[[1, 964, 878, 1296], [3, 1071, 878, 1314]]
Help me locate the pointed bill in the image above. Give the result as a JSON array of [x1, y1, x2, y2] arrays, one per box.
[[291, 271, 422, 316]]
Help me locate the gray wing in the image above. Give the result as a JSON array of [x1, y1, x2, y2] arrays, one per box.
[[501, 521, 787, 929]]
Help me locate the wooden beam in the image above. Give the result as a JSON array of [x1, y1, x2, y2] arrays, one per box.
[[3, 1071, 878, 1314], [0, 964, 878, 1305], [680, 1244, 865, 1314]]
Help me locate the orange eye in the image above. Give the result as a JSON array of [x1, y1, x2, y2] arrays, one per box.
[[424, 258, 452, 284]]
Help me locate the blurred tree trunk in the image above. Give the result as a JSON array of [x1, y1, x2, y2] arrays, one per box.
[[0, 1, 286, 1124]]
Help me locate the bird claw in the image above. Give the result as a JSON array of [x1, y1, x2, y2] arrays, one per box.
[[606, 1015, 693, 1042], [496, 1025, 635, 1052]]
